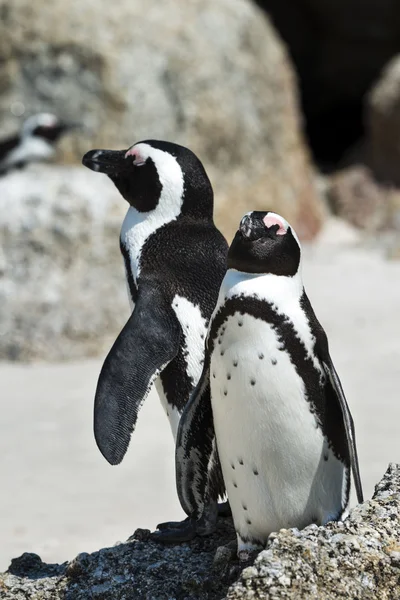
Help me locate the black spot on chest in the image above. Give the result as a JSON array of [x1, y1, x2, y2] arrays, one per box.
[[207, 295, 350, 464]]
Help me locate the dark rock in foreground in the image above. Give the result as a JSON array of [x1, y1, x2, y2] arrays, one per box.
[[1, 465, 399, 599]]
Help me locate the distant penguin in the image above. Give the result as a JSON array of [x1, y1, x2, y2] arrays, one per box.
[[153, 210, 363, 558], [0, 113, 78, 175], [82, 140, 228, 465]]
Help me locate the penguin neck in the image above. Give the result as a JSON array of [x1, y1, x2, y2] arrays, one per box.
[[120, 185, 186, 282], [219, 267, 304, 309], [180, 183, 214, 222]]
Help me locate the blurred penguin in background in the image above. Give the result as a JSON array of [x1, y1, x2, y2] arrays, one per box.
[[0, 113, 78, 175]]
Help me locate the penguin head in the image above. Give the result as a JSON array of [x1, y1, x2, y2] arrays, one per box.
[[228, 211, 301, 276], [22, 113, 78, 144], [82, 140, 214, 218]]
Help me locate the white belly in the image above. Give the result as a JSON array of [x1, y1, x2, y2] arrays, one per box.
[[210, 314, 347, 551], [154, 378, 181, 440]]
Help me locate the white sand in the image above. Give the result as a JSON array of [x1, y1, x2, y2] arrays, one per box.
[[1, 220, 400, 570]]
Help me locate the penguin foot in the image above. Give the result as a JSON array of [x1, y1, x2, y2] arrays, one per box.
[[152, 502, 218, 544], [155, 517, 190, 530], [150, 519, 197, 544]]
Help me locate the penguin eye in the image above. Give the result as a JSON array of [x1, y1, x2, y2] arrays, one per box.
[[132, 155, 146, 167]]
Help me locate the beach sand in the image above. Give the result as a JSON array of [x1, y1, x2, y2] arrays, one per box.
[[1, 220, 399, 570]]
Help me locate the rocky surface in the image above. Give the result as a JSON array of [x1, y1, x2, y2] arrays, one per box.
[[0, 0, 321, 240], [229, 464, 400, 599], [0, 164, 128, 361], [326, 165, 400, 232], [1, 464, 399, 599]]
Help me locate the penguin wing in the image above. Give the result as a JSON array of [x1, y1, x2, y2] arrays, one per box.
[[94, 287, 181, 465], [320, 355, 364, 504], [176, 359, 225, 518], [301, 293, 364, 504]]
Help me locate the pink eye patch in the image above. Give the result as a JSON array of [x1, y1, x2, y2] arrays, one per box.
[[125, 148, 146, 165], [263, 215, 286, 235]]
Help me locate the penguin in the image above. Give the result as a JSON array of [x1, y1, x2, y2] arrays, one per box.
[[0, 113, 78, 175], [153, 210, 363, 559], [82, 140, 228, 465]]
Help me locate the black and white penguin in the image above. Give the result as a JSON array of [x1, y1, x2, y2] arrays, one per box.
[[82, 140, 228, 465], [153, 210, 363, 558], [0, 113, 78, 175]]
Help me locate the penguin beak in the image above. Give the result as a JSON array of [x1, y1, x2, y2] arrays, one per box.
[[239, 213, 285, 241], [239, 215, 253, 239], [82, 149, 129, 175], [239, 215, 266, 241]]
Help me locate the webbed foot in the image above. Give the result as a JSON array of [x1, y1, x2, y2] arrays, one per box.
[[150, 518, 197, 543], [151, 501, 218, 544]]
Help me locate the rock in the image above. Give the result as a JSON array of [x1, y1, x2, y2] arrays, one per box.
[[1, 465, 400, 599], [228, 464, 400, 599], [0, 0, 322, 241], [367, 54, 400, 185], [0, 164, 128, 361], [326, 165, 395, 231]]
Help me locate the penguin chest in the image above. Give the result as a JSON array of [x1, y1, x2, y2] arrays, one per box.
[[210, 312, 347, 546]]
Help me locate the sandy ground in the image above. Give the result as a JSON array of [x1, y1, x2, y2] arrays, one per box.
[[1, 220, 400, 571]]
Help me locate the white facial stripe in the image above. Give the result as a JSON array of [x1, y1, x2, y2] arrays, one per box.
[[120, 143, 185, 281]]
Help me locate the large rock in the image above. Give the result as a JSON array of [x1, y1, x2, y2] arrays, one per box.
[[1, 465, 399, 599], [0, 165, 128, 361], [326, 165, 400, 231], [0, 0, 322, 241], [367, 54, 400, 185]]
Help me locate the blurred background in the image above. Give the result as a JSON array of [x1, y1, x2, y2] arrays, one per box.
[[0, 0, 399, 571]]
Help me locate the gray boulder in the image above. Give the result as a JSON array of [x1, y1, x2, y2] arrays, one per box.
[[326, 165, 397, 231], [0, 0, 322, 241], [1, 465, 399, 599], [0, 165, 128, 361]]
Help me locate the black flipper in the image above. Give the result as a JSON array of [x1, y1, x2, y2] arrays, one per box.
[[301, 292, 364, 504], [321, 356, 364, 504], [94, 286, 181, 465], [151, 358, 225, 542], [175, 360, 225, 519]]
